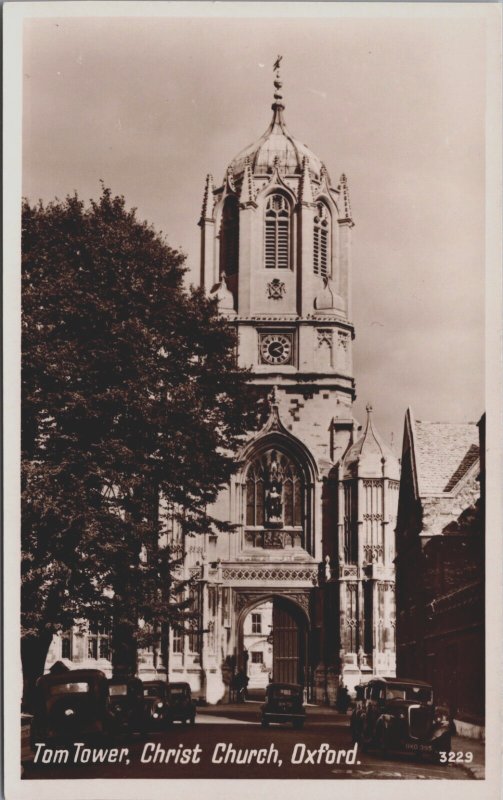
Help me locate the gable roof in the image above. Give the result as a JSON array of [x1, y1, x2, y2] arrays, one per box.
[[411, 416, 479, 496]]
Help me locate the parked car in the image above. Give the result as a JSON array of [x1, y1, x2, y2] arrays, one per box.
[[142, 680, 170, 730], [165, 682, 196, 725], [107, 676, 145, 736], [260, 682, 306, 729], [30, 669, 110, 749], [350, 677, 452, 760]]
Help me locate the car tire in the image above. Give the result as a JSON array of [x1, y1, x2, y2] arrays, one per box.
[[190, 716, 196, 726], [261, 718, 269, 728], [360, 728, 372, 753], [293, 720, 304, 730], [375, 726, 389, 758]]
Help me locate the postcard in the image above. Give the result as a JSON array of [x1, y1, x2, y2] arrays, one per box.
[[3, 2, 502, 799]]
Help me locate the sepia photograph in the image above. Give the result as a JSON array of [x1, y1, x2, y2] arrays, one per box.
[[3, 2, 501, 799]]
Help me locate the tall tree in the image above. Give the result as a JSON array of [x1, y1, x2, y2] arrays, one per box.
[[22, 187, 253, 706]]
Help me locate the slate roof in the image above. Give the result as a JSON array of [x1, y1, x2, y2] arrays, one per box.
[[413, 420, 479, 495]]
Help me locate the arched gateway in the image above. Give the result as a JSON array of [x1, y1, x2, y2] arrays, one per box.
[[237, 594, 310, 687]]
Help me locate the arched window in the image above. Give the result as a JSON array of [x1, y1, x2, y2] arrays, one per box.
[[265, 194, 290, 269], [219, 196, 239, 276], [246, 450, 303, 528], [313, 202, 330, 278]]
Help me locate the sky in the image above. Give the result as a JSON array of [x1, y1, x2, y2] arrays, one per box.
[[22, 9, 487, 450]]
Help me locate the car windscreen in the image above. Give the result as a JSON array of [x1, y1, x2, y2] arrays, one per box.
[[144, 687, 163, 697], [48, 682, 90, 696], [386, 685, 432, 703], [109, 685, 128, 696]]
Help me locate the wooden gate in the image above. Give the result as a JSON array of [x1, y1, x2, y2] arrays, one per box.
[[272, 599, 305, 685]]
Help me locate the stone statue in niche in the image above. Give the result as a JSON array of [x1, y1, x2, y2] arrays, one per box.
[[266, 483, 282, 525]]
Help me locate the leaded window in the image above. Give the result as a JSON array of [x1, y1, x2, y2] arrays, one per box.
[[251, 613, 262, 634], [245, 450, 303, 527], [265, 194, 290, 269]]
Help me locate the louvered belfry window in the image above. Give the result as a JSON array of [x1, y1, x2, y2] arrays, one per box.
[[313, 202, 330, 277], [265, 194, 290, 269]]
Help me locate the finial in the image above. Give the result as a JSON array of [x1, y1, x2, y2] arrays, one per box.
[[225, 164, 237, 193], [272, 54, 284, 111]]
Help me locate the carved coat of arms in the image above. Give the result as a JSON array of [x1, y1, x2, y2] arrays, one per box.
[[266, 278, 286, 300]]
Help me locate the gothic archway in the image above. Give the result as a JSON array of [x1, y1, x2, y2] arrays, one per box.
[[236, 593, 310, 691]]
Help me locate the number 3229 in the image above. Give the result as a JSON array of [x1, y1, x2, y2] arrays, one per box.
[[439, 751, 473, 763]]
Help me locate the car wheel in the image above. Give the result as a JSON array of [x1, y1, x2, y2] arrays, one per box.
[[375, 726, 389, 758], [190, 716, 196, 726], [261, 718, 269, 728], [360, 728, 372, 753], [293, 720, 304, 730]]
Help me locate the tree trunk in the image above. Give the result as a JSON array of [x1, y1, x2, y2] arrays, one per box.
[[111, 617, 138, 678], [21, 630, 54, 711]]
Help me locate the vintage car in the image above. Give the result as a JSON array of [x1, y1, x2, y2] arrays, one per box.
[[142, 680, 170, 729], [350, 677, 452, 759], [30, 669, 110, 749], [107, 676, 145, 735], [260, 682, 306, 729], [164, 682, 197, 725]]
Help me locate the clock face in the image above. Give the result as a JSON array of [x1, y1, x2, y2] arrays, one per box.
[[260, 334, 293, 365]]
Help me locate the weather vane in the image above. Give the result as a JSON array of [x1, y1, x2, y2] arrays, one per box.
[[273, 55, 283, 72]]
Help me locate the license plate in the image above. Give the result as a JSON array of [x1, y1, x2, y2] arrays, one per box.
[[405, 743, 432, 752]]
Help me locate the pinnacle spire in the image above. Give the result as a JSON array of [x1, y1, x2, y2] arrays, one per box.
[[299, 156, 314, 204], [241, 157, 256, 205], [200, 173, 215, 222], [339, 173, 353, 223]]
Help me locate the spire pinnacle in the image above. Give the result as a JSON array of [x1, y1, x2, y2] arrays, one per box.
[[299, 156, 314, 204], [338, 173, 353, 224], [272, 54, 285, 112], [199, 173, 215, 222]]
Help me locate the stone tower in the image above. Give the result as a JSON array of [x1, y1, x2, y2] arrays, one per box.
[[44, 60, 399, 700], [200, 59, 356, 472]]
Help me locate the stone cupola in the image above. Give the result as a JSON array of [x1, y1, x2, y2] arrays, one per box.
[[199, 57, 354, 328]]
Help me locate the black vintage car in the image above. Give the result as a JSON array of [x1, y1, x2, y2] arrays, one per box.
[[165, 682, 197, 725], [142, 681, 170, 730], [107, 676, 145, 735], [30, 669, 110, 749], [261, 683, 306, 729], [350, 677, 452, 759]]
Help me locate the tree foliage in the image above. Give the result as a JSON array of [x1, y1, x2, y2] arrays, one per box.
[[22, 187, 253, 698]]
